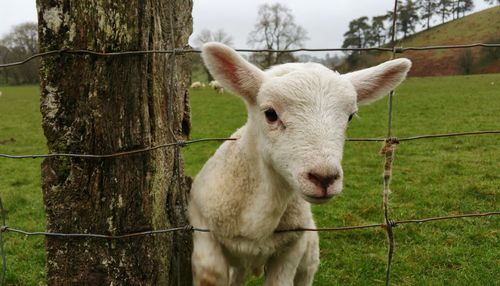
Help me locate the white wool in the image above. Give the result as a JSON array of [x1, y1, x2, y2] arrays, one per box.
[[209, 80, 225, 94], [190, 42, 411, 285], [190, 81, 203, 89]]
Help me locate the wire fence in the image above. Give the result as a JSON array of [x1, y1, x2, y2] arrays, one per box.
[[1, 1, 500, 285], [1, 43, 500, 69], [2, 211, 499, 239], [1, 131, 500, 160]]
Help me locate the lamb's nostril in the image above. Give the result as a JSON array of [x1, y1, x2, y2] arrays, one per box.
[[307, 172, 339, 191]]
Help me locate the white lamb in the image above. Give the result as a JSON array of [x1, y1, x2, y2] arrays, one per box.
[[191, 81, 203, 89], [209, 80, 224, 94], [189, 42, 411, 286]]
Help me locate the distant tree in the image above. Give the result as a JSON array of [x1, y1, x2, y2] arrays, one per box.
[[247, 3, 308, 68], [2, 22, 38, 54], [453, 0, 474, 18], [0, 45, 10, 84], [462, 0, 474, 16], [398, 0, 420, 38], [342, 16, 370, 50], [0, 22, 39, 84], [437, 0, 452, 23], [192, 29, 233, 81], [451, 0, 458, 19], [483, 0, 500, 4], [323, 53, 342, 68], [419, 0, 438, 30], [384, 10, 398, 41], [192, 29, 233, 48], [340, 16, 371, 72], [296, 53, 342, 69], [369, 15, 389, 46]]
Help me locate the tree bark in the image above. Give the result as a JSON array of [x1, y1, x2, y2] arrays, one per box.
[[36, 0, 193, 284]]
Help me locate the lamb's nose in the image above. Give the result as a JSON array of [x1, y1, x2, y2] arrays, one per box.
[[307, 171, 340, 192]]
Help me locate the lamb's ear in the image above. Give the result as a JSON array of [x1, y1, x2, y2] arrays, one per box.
[[343, 58, 411, 105], [202, 42, 265, 103]]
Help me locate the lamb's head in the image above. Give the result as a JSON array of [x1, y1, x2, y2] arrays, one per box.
[[202, 42, 411, 204]]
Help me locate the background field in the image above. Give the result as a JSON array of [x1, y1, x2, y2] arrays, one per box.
[[0, 73, 499, 285]]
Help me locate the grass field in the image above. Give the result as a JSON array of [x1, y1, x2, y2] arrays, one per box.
[[1, 74, 499, 285]]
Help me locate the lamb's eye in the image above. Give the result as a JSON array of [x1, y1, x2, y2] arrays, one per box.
[[348, 113, 355, 122], [264, 108, 279, 123]]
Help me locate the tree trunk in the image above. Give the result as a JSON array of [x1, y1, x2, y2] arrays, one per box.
[[426, 4, 431, 30], [1, 51, 9, 84], [37, 0, 193, 285]]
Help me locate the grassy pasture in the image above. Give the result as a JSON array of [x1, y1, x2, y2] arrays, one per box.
[[0, 74, 499, 285]]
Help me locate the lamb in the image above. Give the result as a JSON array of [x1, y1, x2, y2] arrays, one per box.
[[189, 42, 411, 286], [191, 81, 203, 89], [209, 80, 224, 94]]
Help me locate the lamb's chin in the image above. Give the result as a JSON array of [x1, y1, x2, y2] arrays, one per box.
[[299, 192, 335, 204]]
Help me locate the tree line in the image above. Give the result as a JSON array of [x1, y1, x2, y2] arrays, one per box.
[[342, 0, 498, 51], [0, 22, 39, 85], [340, 0, 498, 71]]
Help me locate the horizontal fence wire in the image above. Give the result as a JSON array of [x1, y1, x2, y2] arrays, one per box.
[[0, 198, 6, 286], [1, 211, 499, 239], [0, 137, 237, 159], [1, 130, 499, 159], [0, 43, 499, 68]]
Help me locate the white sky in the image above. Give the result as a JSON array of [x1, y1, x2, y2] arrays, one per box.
[[0, 0, 493, 55]]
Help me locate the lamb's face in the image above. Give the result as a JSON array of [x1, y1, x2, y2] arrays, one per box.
[[201, 42, 411, 204], [254, 65, 358, 203]]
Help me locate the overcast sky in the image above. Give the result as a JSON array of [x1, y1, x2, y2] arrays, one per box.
[[0, 0, 493, 55]]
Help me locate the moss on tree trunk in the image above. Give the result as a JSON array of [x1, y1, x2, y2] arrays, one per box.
[[36, 0, 193, 284]]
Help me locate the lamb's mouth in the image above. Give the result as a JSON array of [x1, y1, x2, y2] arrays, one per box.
[[301, 193, 336, 204]]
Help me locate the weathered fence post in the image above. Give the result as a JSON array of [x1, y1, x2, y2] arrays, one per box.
[[36, 0, 193, 284]]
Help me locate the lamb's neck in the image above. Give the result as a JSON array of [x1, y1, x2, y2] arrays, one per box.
[[238, 123, 296, 236]]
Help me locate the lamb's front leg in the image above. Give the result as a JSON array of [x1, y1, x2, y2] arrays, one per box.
[[229, 267, 248, 286], [293, 232, 319, 286], [192, 231, 230, 286], [264, 232, 318, 286]]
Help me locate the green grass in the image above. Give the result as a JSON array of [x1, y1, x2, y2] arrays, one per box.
[[1, 74, 499, 285], [0, 86, 47, 285]]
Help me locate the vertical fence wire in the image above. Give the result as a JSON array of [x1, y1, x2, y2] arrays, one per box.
[[382, 140, 396, 286], [383, 0, 400, 285], [0, 197, 6, 286]]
